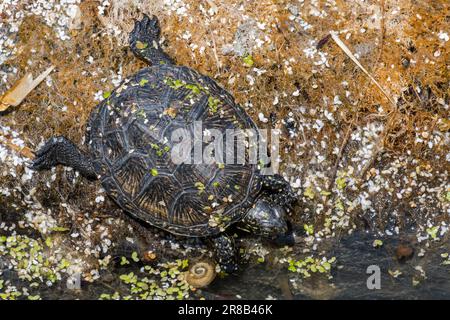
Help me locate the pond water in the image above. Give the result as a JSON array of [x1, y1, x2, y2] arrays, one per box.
[[3, 229, 447, 300], [202, 232, 450, 300]]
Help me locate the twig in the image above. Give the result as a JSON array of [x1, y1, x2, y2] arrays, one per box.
[[0, 66, 55, 111], [330, 32, 396, 107], [372, 0, 386, 70], [327, 120, 355, 191]]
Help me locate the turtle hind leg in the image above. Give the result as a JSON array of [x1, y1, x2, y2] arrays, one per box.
[[31, 136, 97, 180], [129, 14, 174, 66], [210, 234, 238, 273]]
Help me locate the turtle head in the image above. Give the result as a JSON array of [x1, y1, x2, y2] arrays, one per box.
[[240, 198, 293, 245]]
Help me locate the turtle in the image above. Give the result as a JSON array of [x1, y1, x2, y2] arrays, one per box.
[[31, 14, 297, 272]]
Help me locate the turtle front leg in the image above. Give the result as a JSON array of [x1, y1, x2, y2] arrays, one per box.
[[129, 14, 174, 66], [261, 174, 297, 209], [31, 136, 97, 180], [210, 234, 238, 273]]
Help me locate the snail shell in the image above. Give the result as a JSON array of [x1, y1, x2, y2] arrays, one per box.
[[142, 250, 157, 262], [185, 260, 217, 288]]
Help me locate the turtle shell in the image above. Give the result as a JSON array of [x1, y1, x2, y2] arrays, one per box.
[[87, 65, 262, 237]]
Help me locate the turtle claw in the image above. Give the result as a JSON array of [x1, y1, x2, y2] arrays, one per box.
[[130, 14, 161, 48], [30, 136, 97, 179], [129, 14, 174, 65], [31, 137, 63, 171]]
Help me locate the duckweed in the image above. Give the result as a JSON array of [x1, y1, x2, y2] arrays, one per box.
[[336, 177, 346, 190], [287, 256, 336, 279], [208, 96, 221, 114], [100, 257, 194, 300], [120, 256, 130, 266], [131, 251, 140, 263], [164, 77, 185, 89], [135, 41, 148, 50], [304, 224, 314, 236], [441, 253, 450, 265], [426, 226, 439, 240], [150, 143, 170, 157], [194, 182, 205, 194], [372, 240, 383, 248], [242, 54, 254, 67], [0, 234, 74, 300], [303, 187, 315, 200]]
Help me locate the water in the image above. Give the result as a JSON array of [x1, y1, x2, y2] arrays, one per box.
[[1, 217, 449, 300], [202, 232, 450, 300]]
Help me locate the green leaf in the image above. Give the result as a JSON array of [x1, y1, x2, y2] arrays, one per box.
[[58, 259, 70, 269], [185, 83, 201, 95], [120, 256, 130, 266], [102, 91, 111, 99], [139, 78, 149, 86], [194, 182, 205, 193], [243, 54, 254, 67], [208, 96, 221, 113], [372, 239, 383, 248], [426, 226, 439, 240], [172, 79, 184, 89], [49, 226, 69, 232], [131, 251, 140, 262], [136, 41, 148, 50], [45, 237, 53, 248], [304, 187, 315, 200], [335, 199, 344, 211], [303, 224, 314, 235], [288, 265, 297, 272], [336, 177, 346, 190]]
